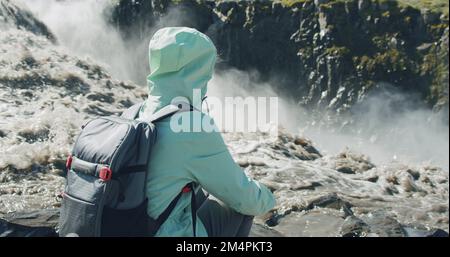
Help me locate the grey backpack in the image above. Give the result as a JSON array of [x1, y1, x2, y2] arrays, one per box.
[[58, 102, 196, 237]]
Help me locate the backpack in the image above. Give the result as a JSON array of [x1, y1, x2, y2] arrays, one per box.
[[58, 102, 197, 237]]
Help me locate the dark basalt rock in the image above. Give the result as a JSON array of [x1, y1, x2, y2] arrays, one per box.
[[361, 210, 406, 237], [249, 223, 284, 237], [334, 151, 376, 174], [403, 226, 449, 237], [0, 0, 56, 42], [1, 208, 446, 237], [340, 215, 370, 237], [0, 209, 59, 237], [290, 181, 323, 191], [305, 192, 354, 217], [17, 127, 51, 144], [110, 0, 449, 113], [273, 133, 322, 161]]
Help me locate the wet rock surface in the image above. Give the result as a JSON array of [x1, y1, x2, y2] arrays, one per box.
[[225, 130, 449, 236], [340, 215, 370, 237], [0, 207, 448, 237], [0, 209, 58, 237], [329, 151, 376, 174], [304, 193, 353, 217], [274, 209, 346, 237], [0, 0, 55, 41]]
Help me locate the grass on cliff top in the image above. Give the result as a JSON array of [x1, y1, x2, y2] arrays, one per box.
[[276, 0, 309, 7], [398, 0, 448, 15], [275, 0, 448, 15], [110, 0, 448, 14]]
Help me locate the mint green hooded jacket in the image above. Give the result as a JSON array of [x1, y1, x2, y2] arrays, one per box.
[[138, 27, 275, 237]]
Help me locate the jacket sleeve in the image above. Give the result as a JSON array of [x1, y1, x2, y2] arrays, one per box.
[[184, 122, 276, 216]]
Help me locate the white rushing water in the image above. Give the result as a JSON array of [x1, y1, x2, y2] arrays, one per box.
[[0, 0, 447, 235], [22, 0, 449, 171]]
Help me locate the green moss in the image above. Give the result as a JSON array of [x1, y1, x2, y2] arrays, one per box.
[[429, 62, 448, 104], [325, 46, 350, 57], [397, 0, 449, 16], [353, 48, 414, 80], [372, 35, 392, 51], [420, 44, 449, 105], [404, 15, 412, 24], [318, 0, 347, 10], [273, 0, 448, 15], [430, 23, 448, 33], [376, 50, 409, 71], [298, 46, 313, 56], [277, 0, 309, 7], [420, 52, 437, 75]]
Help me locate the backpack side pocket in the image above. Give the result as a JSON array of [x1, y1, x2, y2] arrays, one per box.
[[58, 170, 109, 237]]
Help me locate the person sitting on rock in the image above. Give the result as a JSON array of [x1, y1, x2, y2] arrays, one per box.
[[138, 27, 276, 237]]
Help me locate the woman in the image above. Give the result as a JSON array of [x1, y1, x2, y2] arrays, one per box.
[[139, 27, 275, 237]]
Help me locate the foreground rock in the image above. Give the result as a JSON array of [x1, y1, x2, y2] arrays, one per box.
[[0, 209, 58, 237], [1, 208, 447, 237]]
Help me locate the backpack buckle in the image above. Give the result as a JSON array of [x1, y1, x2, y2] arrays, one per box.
[[99, 167, 112, 181], [65, 155, 73, 171]]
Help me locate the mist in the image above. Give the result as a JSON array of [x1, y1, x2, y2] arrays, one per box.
[[301, 89, 449, 170], [22, 0, 449, 171], [208, 68, 449, 170], [22, 0, 144, 83]]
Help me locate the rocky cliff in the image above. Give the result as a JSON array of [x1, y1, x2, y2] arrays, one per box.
[[0, 0, 55, 42], [110, 0, 449, 113]]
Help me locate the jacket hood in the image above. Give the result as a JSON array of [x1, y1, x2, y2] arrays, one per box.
[[146, 27, 216, 112]]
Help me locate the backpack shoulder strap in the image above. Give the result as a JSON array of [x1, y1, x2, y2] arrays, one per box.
[[151, 105, 181, 122], [150, 182, 197, 236], [151, 102, 194, 123], [121, 101, 195, 122], [120, 102, 144, 120]]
